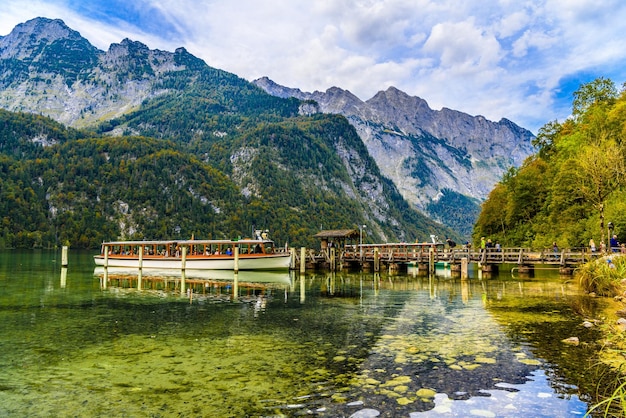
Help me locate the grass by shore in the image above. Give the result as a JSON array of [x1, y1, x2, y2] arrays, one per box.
[[577, 255, 626, 417]]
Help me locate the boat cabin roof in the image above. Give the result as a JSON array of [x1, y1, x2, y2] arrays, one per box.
[[101, 239, 274, 246], [313, 229, 359, 239]]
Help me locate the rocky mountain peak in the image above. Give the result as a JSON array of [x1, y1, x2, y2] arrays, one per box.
[[368, 87, 432, 115], [313, 87, 363, 114], [253, 76, 302, 98], [101, 38, 175, 75], [0, 17, 97, 61], [253, 77, 535, 236], [109, 38, 151, 56]]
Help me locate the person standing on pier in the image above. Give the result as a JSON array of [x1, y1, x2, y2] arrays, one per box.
[[589, 238, 596, 253], [610, 235, 620, 252]]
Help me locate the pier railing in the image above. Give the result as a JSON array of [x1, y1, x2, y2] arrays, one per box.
[[325, 244, 594, 267]]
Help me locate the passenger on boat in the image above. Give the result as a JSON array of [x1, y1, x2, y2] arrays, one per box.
[[226, 247, 233, 255]]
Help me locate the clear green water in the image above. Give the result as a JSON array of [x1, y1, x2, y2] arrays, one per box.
[[0, 250, 605, 417]]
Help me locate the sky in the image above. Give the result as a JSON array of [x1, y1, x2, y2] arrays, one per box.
[[2, 0, 626, 134]]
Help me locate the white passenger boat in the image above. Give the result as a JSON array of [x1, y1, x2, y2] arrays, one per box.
[[94, 235, 291, 271]]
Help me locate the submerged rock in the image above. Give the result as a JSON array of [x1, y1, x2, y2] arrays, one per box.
[[416, 388, 436, 398], [562, 337, 579, 346], [349, 408, 381, 418]]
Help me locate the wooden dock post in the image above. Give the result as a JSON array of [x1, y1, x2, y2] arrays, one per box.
[[374, 247, 380, 272], [461, 257, 468, 279], [330, 247, 336, 271], [429, 248, 435, 275], [61, 245, 68, 267], [233, 272, 239, 301], [290, 247, 296, 270], [60, 267, 67, 288], [103, 246, 109, 288], [180, 246, 187, 294], [137, 245, 143, 290], [300, 247, 306, 273], [234, 246, 240, 273]]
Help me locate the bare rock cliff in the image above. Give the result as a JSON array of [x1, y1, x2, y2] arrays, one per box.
[[254, 76, 535, 218]]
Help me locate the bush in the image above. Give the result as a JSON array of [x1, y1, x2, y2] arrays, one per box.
[[577, 255, 626, 296]]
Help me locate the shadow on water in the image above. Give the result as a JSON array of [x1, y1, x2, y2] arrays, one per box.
[[0, 251, 611, 417]]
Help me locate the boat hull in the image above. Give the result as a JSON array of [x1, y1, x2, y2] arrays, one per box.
[[93, 253, 291, 270]]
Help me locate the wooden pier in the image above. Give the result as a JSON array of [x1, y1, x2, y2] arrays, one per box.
[[294, 242, 595, 275]]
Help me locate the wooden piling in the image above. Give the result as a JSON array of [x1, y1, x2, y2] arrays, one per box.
[[300, 247, 306, 274], [516, 265, 534, 277], [61, 245, 68, 267], [429, 248, 435, 275], [103, 246, 109, 288], [481, 264, 498, 274], [180, 246, 187, 294], [374, 247, 380, 272], [234, 246, 240, 273], [233, 272, 239, 301], [60, 267, 67, 288], [461, 257, 468, 279], [137, 245, 143, 290]]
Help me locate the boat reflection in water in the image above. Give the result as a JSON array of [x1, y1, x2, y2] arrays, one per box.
[[93, 266, 293, 305]]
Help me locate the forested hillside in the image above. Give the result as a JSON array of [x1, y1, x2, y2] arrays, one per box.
[[473, 78, 626, 249], [0, 109, 452, 249]]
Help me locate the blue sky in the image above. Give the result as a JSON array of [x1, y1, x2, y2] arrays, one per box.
[[2, 0, 626, 134]]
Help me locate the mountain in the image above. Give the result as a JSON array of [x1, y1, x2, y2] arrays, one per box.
[[253, 77, 536, 237], [0, 17, 455, 249]]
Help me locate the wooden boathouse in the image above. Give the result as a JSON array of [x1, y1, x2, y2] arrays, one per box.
[[311, 229, 360, 271]]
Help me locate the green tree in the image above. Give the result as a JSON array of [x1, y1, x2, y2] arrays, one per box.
[[572, 77, 618, 120], [578, 139, 626, 248], [532, 120, 561, 159]]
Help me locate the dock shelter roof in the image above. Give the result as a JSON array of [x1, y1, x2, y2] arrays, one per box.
[[313, 229, 359, 239]]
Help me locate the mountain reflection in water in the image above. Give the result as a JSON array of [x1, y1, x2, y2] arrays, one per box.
[[0, 251, 603, 417]]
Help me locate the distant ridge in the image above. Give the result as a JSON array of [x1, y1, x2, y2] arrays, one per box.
[[254, 76, 535, 237]]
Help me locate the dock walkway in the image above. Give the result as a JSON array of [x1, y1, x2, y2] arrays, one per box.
[[296, 243, 597, 274]]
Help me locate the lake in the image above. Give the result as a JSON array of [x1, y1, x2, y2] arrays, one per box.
[[0, 249, 609, 417]]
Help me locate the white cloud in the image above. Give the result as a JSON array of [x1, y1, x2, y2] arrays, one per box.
[[1, 0, 626, 133], [511, 28, 558, 58], [495, 10, 530, 38], [423, 19, 502, 71]]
